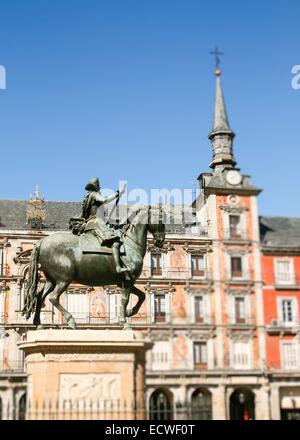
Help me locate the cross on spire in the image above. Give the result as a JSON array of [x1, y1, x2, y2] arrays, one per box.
[[210, 47, 224, 69]]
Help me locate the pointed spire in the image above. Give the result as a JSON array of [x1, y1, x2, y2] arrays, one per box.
[[209, 69, 236, 170], [212, 69, 231, 133]]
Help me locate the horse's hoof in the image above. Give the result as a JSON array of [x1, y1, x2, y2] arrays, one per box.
[[126, 307, 139, 318], [36, 325, 44, 330], [67, 318, 76, 329], [122, 323, 133, 331]]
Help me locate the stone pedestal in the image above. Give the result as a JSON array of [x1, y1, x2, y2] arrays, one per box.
[[18, 329, 151, 420]]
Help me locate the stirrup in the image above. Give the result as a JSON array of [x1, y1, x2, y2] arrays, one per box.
[[116, 266, 130, 274]]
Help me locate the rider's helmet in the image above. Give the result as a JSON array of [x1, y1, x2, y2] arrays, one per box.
[[85, 177, 100, 192]]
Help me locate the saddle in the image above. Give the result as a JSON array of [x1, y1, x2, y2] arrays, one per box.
[[79, 232, 130, 280], [79, 233, 114, 255]]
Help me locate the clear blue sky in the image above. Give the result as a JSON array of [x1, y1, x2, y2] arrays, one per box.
[[0, 0, 299, 216]]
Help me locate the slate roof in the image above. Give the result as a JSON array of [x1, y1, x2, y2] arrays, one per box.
[[2, 200, 298, 245], [0, 200, 205, 235], [0, 200, 80, 231], [260, 216, 300, 249]]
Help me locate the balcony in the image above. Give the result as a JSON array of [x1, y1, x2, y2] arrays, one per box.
[[227, 315, 256, 328], [140, 266, 213, 282], [266, 317, 300, 333], [222, 228, 248, 242], [274, 275, 300, 290], [192, 313, 213, 326], [226, 270, 254, 285]]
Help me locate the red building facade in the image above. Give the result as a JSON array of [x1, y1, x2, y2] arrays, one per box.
[[0, 69, 299, 420], [261, 217, 300, 419]]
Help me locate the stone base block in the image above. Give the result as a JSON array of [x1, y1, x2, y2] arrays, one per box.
[[18, 329, 151, 420]]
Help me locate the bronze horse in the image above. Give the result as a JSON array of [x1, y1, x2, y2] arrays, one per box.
[[22, 206, 165, 329]]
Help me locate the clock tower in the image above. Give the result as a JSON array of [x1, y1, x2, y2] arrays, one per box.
[[198, 68, 260, 195], [194, 65, 267, 404]]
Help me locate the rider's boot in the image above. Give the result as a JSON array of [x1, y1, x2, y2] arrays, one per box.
[[112, 242, 130, 273]]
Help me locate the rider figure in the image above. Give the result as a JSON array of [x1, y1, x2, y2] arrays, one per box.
[[80, 177, 128, 274]]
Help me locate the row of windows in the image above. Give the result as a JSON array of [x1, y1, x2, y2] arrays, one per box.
[[151, 295, 299, 326], [150, 253, 246, 279], [54, 292, 252, 325], [151, 254, 299, 284], [151, 340, 300, 372], [150, 340, 253, 370], [65, 291, 299, 327], [150, 253, 206, 277]]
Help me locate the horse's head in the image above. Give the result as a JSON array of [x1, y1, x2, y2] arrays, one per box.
[[147, 206, 166, 248]]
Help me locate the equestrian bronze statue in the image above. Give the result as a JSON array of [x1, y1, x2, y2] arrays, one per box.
[[22, 178, 166, 329]]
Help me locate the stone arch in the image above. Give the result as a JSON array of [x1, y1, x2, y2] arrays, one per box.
[[229, 387, 255, 420], [149, 388, 173, 420], [17, 393, 26, 420], [191, 387, 212, 420]]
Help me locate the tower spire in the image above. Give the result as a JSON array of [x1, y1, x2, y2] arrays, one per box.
[[208, 68, 236, 171]]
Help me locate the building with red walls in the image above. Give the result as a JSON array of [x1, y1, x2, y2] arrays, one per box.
[[0, 69, 299, 420], [261, 217, 300, 420]]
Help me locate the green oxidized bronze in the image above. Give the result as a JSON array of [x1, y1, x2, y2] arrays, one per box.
[[22, 178, 166, 329]]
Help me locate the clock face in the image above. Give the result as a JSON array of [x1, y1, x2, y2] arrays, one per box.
[[226, 170, 242, 186]]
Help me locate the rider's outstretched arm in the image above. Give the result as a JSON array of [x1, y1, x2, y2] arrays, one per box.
[[102, 191, 120, 204], [100, 184, 126, 205]]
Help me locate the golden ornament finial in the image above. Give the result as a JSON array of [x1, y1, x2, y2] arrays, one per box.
[[215, 68, 221, 76]]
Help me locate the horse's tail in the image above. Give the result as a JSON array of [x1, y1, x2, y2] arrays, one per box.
[[22, 241, 41, 320]]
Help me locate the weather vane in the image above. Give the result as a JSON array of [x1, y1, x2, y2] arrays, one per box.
[[210, 47, 224, 69]]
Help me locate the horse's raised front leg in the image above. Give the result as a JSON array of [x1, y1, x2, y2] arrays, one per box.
[[48, 281, 75, 329], [126, 285, 145, 318], [119, 287, 131, 330], [33, 280, 55, 328]]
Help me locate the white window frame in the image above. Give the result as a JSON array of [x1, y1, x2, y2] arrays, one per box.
[[281, 340, 300, 370], [228, 254, 248, 280], [66, 291, 89, 323], [274, 258, 295, 285], [148, 252, 167, 278], [230, 340, 252, 370], [109, 293, 122, 323], [150, 292, 171, 324], [192, 294, 211, 324], [277, 297, 298, 326], [192, 339, 214, 369], [228, 294, 250, 324], [193, 340, 208, 365], [223, 212, 246, 240], [150, 340, 172, 371], [189, 254, 206, 279]]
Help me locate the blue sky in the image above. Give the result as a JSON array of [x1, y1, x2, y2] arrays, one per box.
[[0, 0, 299, 215]]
